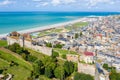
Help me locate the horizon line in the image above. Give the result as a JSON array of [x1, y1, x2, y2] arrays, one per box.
[[0, 11, 120, 13]]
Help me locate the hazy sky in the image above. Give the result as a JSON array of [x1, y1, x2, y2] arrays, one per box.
[[0, 0, 120, 12]]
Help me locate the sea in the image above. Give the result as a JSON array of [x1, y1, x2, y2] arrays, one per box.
[[0, 12, 120, 34]]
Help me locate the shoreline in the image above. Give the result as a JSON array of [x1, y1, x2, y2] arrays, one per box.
[[0, 17, 96, 38]]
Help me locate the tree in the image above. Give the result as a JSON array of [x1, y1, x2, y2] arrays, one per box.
[[26, 55, 37, 62], [36, 60, 45, 74], [109, 71, 120, 80], [64, 61, 74, 76], [52, 50, 59, 58], [103, 63, 116, 72], [23, 49, 30, 55], [62, 54, 66, 59], [8, 43, 21, 52], [54, 44, 63, 48], [80, 32, 83, 36], [74, 72, 94, 80], [46, 43, 52, 47], [54, 66, 65, 80], [45, 67, 52, 78], [32, 64, 40, 77], [75, 33, 79, 39], [8, 43, 30, 56], [103, 63, 109, 70]]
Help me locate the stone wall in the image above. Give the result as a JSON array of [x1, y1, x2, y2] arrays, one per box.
[[7, 37, 52, 56], [78, 63, 95, 76], [66, 54, 78, 62]]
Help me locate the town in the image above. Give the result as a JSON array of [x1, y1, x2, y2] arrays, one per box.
[[0, 15, 120, 80]]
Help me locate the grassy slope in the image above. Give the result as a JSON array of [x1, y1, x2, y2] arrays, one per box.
[[0, 40, 7, 47], [0, 48, 33, 80], [0, 48, 33, 70], [54, 48, 77, 55], [27, 48, 46, 60], [5, 66, 31, 80], [0, 58, 10, 69]]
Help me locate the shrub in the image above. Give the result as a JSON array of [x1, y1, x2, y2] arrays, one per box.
[[52, 50, 59, 58], [26, 55, 37, 62], [46, 43, 52, 47], [74, 72, 94, 80], [62, 54, 66, 59]]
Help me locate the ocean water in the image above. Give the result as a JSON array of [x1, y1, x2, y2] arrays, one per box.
[[0, 12, 120, 34]]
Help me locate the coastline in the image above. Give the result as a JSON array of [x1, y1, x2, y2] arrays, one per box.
[[0, 17, 91, 38]]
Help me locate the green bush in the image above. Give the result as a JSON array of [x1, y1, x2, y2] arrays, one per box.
[[54, 44, 64, 48], [75, 33, 79, 39], [26, 55, 37, 62], [45, 67, 52, 78], [54, 66, 65, 80], [46, 43, 52, 47], [62, 54, 66, 59], [52, 50, 59, 58], [64, 61, 74, 76], [109, 72, 120, 80], [8, 43, 22, 53], [74, 72, 94, 80]]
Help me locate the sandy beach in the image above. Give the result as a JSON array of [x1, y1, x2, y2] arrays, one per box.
[[0, 17, 93, 38]]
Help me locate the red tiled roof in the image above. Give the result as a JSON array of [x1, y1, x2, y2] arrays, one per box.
[[96, 34, 102, 37], [84, 51, 94, 56]]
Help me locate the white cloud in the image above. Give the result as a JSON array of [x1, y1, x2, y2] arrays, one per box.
[[62, 0, 76, 4], [42, 2, 48, 6], [86, 0, 115, 7], [51, 0, 60, 6], [0, 0, 14, 6], [51, 0, 76, 6], [33, 0, 118, 8], [32, 0, 42, 2]]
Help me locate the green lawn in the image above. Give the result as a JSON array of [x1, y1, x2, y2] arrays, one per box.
[[73, 22, 88, 27], [4, 66, 31, 80], [54, 48, 77, 55], [0, 40, 7, 47], [0, 49, 33, 70], [50, 28, 63, 33], [65, 22, 88, 30], [0, 58, 31, 80], [38, 31, 51, 37], [35, 28, 63, 37], [0, 58, 10, 69], [0, 49, 33, 80]]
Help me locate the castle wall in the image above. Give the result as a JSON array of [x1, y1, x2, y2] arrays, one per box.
[[7, 37, 52, 56]]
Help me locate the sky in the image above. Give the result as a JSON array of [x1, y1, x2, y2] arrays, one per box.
[[0, 0, 120, 12]]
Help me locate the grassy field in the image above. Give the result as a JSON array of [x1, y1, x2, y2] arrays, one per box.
[[65, 22, 88, 30], [0, 58, 10, 69], [54, 48, 77, 55], [4, 66, 31, 80], [34, 28, 63, 37], [0, 48, 33, 80], [0, 40, 7, 47], [0, 58, 31, 80], [73, 22, 88, 27], [0, 49, 33, 70]]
